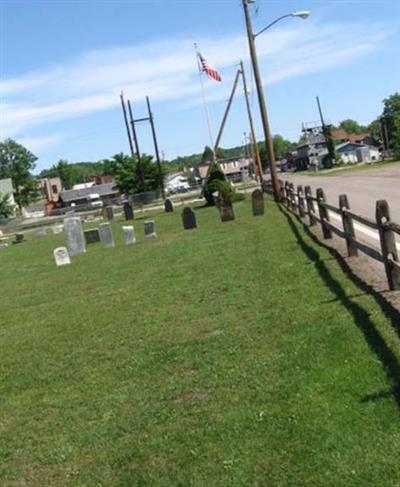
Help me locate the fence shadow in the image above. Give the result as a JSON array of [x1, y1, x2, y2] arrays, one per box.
[[278, 204, 400, 408]]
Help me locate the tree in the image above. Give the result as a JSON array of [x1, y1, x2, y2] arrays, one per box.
[[337, 119, 367, 134], [0, 193, 14, 219], [0, 139, 39, 212], [201, 146, 227, 163], [382, 92, 400, 149], [394, 113, 400, 159], [54, 159, 74, 190], [202, 162, 228, 205], [258, 136, 296, 170]]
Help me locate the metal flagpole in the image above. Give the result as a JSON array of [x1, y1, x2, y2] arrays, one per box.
[[194, 43, 215, 152]]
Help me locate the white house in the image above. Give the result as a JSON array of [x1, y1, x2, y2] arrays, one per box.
[[336, 142, 381, 164], [166, 172, 191, 194]]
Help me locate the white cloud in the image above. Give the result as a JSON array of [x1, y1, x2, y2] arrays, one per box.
[[16, 134, 63, 154], [0, 21, 390, 141]]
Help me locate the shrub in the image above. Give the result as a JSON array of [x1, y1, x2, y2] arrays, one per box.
[[202, 163, 227, 205]]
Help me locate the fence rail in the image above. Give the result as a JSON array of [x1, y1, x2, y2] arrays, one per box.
[[280, 180, 400, 291]]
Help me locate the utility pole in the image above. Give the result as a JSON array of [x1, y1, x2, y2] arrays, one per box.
[[146, 96, 165, 199], [127, 99, 145, 189], [242, 0, 280, 201], [120, 92, 135, 157], [240, 59, 263, 184]]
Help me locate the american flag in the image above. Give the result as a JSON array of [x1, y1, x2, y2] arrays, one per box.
[[198, 52, 222, 82]]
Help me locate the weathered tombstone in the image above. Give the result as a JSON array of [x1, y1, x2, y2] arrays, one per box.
[[123, 201, 134, 221], [182, 207, 197, 230], [84, 228, 101, 244], [52, 224, 64, 235], [53, 246, 71, 266], [64, 217, 86, 256], [105, 206, 114, 221], [99, 222, 115, 248], [144, 220, 157, 239], [164, 198, 174, 213], [35, 228, 47, 238], [219, 192, 235, 222], [122, 225, 136, 245], [14, 233, 25, 244], [251, 189, 264, 216]]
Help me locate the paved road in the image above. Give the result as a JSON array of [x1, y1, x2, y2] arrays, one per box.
[[281, 165, 400, 222]]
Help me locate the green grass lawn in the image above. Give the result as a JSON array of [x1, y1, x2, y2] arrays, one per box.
[[1, 198, 400, 486], [298, 159, 400, 177]]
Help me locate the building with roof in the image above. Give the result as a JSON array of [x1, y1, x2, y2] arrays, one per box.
[[336, 142, 381, 164], [59, 182, 120, 207], [332, 129, 378, 147], [193, 157, 253, 183]]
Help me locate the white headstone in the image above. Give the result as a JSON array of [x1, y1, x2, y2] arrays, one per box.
[[64, 217, 86, 256], [52, 224, 64, 235], [53, 247, 71, 266], [100, 222, 115, 248], [122, 225, 136, 245]]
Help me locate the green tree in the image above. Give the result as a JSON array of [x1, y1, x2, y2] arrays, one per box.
[[202, 162, 228, 205], [0, 139, 39, 212], [337, 119, 367, 134], [0, 193, 14, 219], [393, 113, 400, 159], [258, 136, 296, 170], [382, 92, 400, 149], [54, 159, 74, 189]]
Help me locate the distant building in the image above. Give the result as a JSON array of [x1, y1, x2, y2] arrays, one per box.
[[166, 172, 191, 194], [193, 157, 252, 182], [59, 182, 120, 207], [91, 174, 114, 185], [0, 178, 16, 214], [39, 177, 63, 203], [336, 142, 381, 164], [331, 129, 379, 147]]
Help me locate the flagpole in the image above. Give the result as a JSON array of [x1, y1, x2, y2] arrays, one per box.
[[194, 43, 215, 152]]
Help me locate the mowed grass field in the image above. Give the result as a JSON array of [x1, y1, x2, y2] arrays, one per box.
[[1, 197, 400, 486]]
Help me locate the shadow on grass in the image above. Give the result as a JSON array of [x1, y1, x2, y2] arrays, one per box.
[[278, 204, 400, 408]]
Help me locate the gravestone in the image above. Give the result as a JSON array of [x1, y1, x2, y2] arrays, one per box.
[[182, 207, 197, 230], [219, 192, 235, 222], [122, 225, 136, 245], [252, 189, 264, 216], [100, 222, 115, 248], [144, 220, 157, 239], [64, 217, 86, 256], [84, 228, 101, 244], [123, 201, 134, 221], [14, 233, 25, 244], [164, 198, 174, 213], [105, 206, 114, 221], [35, 228, 47, 238], [52, 224, 63, 235], [53, 247, 71, 266]]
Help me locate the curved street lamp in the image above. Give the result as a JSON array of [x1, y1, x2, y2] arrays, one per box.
[[242, 0, 310, 202]]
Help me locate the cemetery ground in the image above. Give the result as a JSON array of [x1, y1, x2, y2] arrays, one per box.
[[1, 197, 400, 486]]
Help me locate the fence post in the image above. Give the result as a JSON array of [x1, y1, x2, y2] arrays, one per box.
[[278, 180, 285, 202], [284, 182, 290, 208], [297, 185, 306, 218], [339, 194, 358, 257], [289, 183, 295, 212], [304, 186, 316, 226], [316, 188, 332, 239], [376, 200, 400, 290]]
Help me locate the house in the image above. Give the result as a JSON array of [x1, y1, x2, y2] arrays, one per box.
[[193, 157, 252, 183], [166, 172, 191, 194], [336, 142, 381, 164], [332, 129, 378, 147], [59, 182, 120, 208], [0, 178, 16, 214], [295, 133, 329, 170]]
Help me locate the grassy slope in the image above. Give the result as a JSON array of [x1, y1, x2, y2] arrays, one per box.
[[1, 198, 400, 486], [299, 160, 400, 177]]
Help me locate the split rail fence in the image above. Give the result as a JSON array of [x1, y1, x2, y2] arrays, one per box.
[[280, 180, 400, 291]]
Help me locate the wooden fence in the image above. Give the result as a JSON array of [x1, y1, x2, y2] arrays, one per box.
[[280, 180, 400, 291]]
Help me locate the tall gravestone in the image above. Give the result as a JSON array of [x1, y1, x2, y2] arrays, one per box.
[[123, 201, 134, 221], [53, 247, 71, 266], [144, 220, 157, 239], [100, 222, 115, 248], [252, 189, 264, 216], [64, 217, 86, 256], [122, 225, 136, 245], [105, 206, 114, 221], [14, 233, 25, 244], [84, 228, 101, 244], [164, 198, 174, 213], [182, 207, 197, 230], [219, 192, 235, 222]]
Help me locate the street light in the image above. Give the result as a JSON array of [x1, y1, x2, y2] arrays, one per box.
[[242, 0, 310, 202]]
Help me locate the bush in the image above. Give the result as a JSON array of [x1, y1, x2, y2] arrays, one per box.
[[202, 163, 227, 205]]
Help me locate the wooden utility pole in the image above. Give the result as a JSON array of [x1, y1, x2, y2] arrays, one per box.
[[240, 59, 263, 184], [127, 99, 145, 189], [242, 0, 281, 201], [146, 96, 165, 199], [120, 92, 135, 157]]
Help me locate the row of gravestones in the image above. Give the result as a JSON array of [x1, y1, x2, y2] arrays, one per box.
[[54, 218, 157, 266], [164, 188, 265, 221]]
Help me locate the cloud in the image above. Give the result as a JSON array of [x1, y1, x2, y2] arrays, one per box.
[[0, 21, 390, 140], [16, 134, 63, 154]]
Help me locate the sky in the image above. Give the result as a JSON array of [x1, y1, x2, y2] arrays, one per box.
[[1, 0, 399, 173]]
